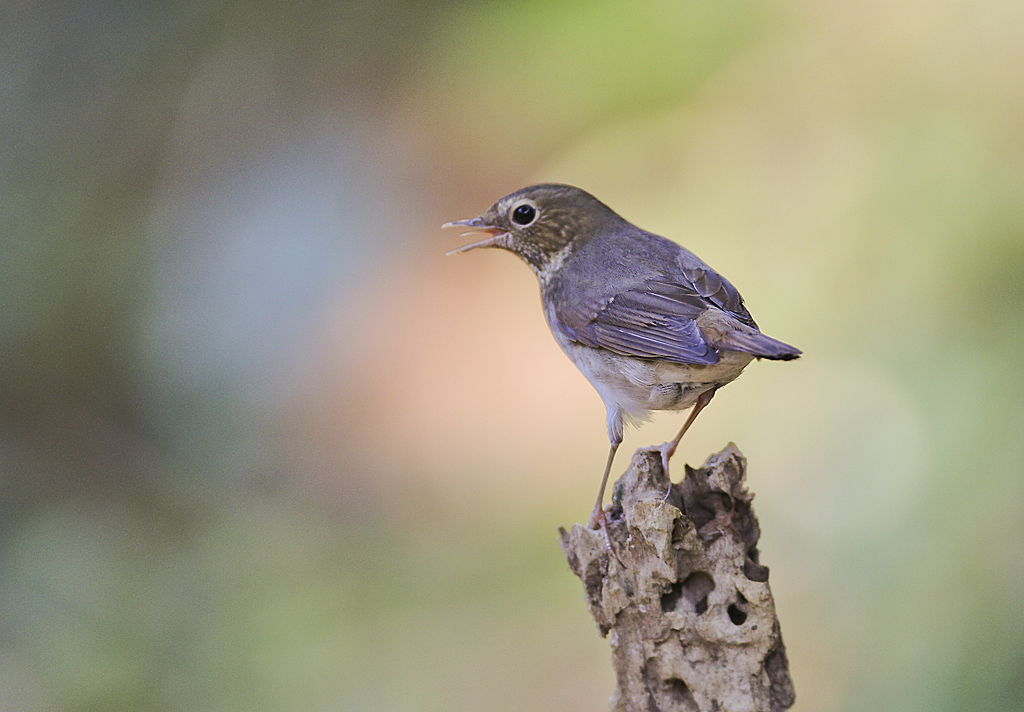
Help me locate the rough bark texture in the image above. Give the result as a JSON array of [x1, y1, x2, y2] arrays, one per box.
[[559, 444, 795, 712]]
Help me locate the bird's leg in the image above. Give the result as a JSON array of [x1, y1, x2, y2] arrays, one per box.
[[589, 435, 624, 565], [659, 387, 717, 497], [588, 440, 620, 529]]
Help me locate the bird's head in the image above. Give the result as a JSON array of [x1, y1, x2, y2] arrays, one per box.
[[444, 184, 622, 277]]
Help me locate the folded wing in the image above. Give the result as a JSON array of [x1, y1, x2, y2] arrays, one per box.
[[555, 276, 800, 364]]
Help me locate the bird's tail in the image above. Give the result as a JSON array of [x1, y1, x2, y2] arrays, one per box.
[[711, 323, 802, 361]]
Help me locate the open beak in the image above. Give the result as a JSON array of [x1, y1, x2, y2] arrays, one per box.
[[442, 217, 508, 255]]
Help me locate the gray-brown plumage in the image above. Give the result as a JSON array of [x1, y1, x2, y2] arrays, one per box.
[[445, 184, 799, 530]]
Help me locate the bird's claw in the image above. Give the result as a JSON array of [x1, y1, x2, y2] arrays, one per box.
[[639, 442, 676, 502], [589, 507, 624, 566]]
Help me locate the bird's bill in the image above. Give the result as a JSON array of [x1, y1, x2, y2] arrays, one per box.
[[442, 217, 507, 255]]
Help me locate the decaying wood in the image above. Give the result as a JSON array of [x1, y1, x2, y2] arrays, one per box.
[[559, 444, 795, 712]]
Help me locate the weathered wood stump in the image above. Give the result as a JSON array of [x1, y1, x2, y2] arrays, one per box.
[[559, 444, 795, 712]]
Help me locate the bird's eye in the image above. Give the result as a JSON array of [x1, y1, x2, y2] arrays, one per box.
[[511, 202, 537, 226]]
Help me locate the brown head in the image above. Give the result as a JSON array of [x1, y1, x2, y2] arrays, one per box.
[[444, 184, 625, 276]]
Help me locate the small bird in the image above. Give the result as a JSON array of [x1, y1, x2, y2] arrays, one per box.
[[444, 184, 799, 530]]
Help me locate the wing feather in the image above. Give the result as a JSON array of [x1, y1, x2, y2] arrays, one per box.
[[556, 279, 719, 365]]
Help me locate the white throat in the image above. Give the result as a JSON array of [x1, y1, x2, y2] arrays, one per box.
[[531, 242, 573, 284]]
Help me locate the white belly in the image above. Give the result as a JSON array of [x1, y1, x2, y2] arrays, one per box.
[[562, 341, 753, 417]]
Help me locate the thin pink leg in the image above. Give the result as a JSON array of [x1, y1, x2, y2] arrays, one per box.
[[661, 388, 717, 481]]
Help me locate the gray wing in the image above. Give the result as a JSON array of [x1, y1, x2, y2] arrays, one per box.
[[554, 278, 721, 365], [549, 230, 793, 364], [675, 248, 757, 329], [676, 253, 801, 360]]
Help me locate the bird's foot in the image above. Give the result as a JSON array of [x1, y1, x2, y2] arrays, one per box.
[[588, 505, 624, 566], [641, 441, 677, 503]]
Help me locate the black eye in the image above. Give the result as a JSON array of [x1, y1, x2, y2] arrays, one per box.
[[511, 203, 536, 226]]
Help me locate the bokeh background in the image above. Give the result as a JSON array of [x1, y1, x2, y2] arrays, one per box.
[[2, 1, 1023, 710]]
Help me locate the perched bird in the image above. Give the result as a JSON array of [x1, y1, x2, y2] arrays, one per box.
[[444, 184, 800, 530]]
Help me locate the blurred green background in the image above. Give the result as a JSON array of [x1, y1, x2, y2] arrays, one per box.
[[2, 1, 1023, 710]]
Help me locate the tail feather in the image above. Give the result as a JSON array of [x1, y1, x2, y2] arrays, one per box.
[[711, 325, 801, 361]]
